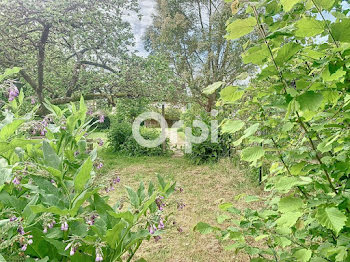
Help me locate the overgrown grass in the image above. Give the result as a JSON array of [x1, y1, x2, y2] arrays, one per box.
[[97, 148, 263, 262]]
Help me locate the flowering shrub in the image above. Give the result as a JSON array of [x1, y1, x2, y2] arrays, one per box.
[[0, 78, 176, 261]]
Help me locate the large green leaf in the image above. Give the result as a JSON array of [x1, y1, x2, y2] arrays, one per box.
[[315, 207, 347, 235], [314, 0, 335, 10], [278, 197, 303, 213], [43, 141, 61, 170], [194, 222, 214, 234], [221, 120, 245, 134], [294, 249, 312, 262], [296, 91, 324, 111], [295, 17, 325, 37], [275, 42, 302, 66], [331, 19, 350, 43], [276, 212, 302, 228], [105, 220, 128, 248], [203, 81, 224, 95], [220, 86, 244, 103], [74, 157, 93, 193], [226, 17, 257, 40], [280, 0, 303, 12], [0, 119, 24, 141], [241, 146, 264, 164], [125, 186, 140, 208], [30, 204, 69, 216], [242, 45, 270, 65]]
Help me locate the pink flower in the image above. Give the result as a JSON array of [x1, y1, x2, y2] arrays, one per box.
[[95, 250, 103, 261], [96, 162, 103, 169], [21, 244, 27, 251], [10, 215, 17, 221], [31, 98, 36, 104], [12, 177, 20, 185], [149, 225, 157, 235], [61, 221, 68, 231], [158, 219, 165, 230], [43, 227, 47, 234], [98, 139, 104, 146], [8, 86, 19, 101], [99, 115, 105, 123]]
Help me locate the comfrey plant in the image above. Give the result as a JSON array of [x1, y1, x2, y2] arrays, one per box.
[[0, 88, 176, 261], [196, 0, 350, 261]]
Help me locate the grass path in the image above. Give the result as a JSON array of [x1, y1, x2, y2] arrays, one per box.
[[98, 150, 263, 262]]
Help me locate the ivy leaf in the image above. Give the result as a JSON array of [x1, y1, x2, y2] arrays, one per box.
[[331, 19, 350, 43], [294, 249, 312, 262], [278, 197, 303, 213], [221, 120, 245, 134], [275, 43, 302, 66], [203, 81, 224, 95], [280, 0, 303, 12], [74, 157, 93, 193], [296, 91, 324, 112], [220, 86, 244, 104], [315, 207, 347, 235], [241, 146, 264, 164], [226, 17, 257, 40], [295, 17, 325, 37]]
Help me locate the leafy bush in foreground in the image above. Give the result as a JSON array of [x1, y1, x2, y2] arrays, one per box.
[[196, 0, 350, 261], [0, 81, 175, 261]]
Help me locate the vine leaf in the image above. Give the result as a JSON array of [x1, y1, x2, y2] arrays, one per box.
[[294, 249, 312, 262], [226, 17, 256, 40], [295, 17, 325, 37], [316, 207, 347, 235]]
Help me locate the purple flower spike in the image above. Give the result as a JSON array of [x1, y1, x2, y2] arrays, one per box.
[[12, 177, 20, 185], [8, 86, 19, 101], [21, 244, 27, 251], [113, 176, 120, 184], [99, 115, 105, 123]]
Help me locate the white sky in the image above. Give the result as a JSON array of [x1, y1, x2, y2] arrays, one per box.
[[125, 0, 156, 56]]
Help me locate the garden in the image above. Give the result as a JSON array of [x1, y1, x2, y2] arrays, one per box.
[[0, 0, 350, 261]]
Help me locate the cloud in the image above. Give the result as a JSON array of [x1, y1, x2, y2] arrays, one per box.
[[124, 0, 156, 56]]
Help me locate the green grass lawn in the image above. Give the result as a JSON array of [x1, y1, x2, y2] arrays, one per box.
[[96, 148, 263, 262]]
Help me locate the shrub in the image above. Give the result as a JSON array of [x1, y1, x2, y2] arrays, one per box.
[[0, 87, 175, 261], [108, 121, 170, 156]]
